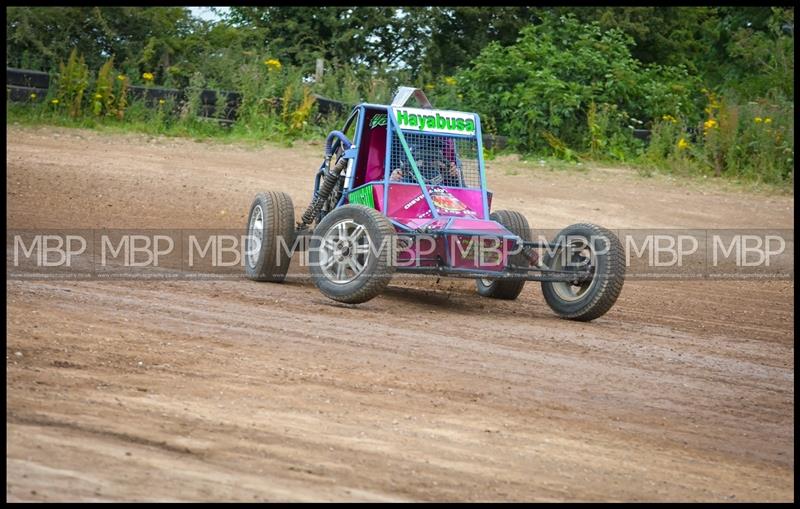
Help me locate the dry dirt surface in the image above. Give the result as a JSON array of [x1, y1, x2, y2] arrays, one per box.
[[6, 126, 794, 501]]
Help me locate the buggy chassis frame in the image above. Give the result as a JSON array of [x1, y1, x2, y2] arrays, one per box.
[[297, 87, 594, 284]]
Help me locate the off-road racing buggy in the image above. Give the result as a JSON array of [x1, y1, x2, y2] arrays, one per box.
[[245, 87, 625, 321]]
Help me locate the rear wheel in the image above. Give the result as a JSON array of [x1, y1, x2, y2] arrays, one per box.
[[309, 204, 396, 304], [540, 223, 625, 321], [476, 209, 532, 300], [245, 191, 295, 282]]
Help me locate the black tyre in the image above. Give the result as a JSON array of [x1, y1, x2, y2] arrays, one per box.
[[309, 204, 396, 304], [244, 191, 296, 282], [541, 223, 625, 321], [476, 209, 532, 300]]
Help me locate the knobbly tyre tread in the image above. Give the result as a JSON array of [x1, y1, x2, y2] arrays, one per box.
[[476, 209, 532, 300], [541, 223, 625, 321], [309, 204, 396, 304], [244, 191, 296, 282]]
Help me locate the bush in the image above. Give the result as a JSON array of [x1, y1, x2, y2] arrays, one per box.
[[642, 93, 794, 186], [56, 48, 90, 118], [456, 15, 699, 157]]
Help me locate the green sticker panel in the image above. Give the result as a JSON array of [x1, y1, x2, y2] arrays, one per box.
[[348, 184, 375, 209]]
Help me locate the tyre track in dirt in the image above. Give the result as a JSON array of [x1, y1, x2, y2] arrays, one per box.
[[6, 126, 794, 501]]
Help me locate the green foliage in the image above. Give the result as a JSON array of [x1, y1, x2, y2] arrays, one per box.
[[186, 71, 205, 117], [56, 48, 89, 118], [115, 74, 129, 120], [92, 57, 115, 116], [643, 120, 689, 172], [315, 63, 363, 105], [224, 7, 439, 76], [457, 15, 699, 154], [5, 6, 794, 188], [7, 7, 196, 85], [589, 104, 648, 164], [642, 96, 793, 186], [721, 7, 794, 99], [541, 130, 580, 162], [404, 7, 541, 76]]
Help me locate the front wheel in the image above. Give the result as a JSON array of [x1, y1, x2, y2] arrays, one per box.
[[309, 204, 396, 304], [244, 191, 296, 282], [540, 223, 625, 321]]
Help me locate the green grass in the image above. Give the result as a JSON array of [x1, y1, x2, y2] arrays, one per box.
[[6, 100, 343, 147]]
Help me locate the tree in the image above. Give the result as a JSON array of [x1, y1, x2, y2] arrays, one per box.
[[224, 7, 405, 71], [6, 7, 198, 82], [402, 7, 540, 76]]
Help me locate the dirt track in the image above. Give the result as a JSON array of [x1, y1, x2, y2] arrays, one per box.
[[6, 126, 794, 501]]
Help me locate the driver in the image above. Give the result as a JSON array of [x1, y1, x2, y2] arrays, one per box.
[[390, 139, 461, 187]]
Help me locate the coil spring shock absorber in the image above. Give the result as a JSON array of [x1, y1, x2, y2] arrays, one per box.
[[298, 131, 353, 229], [298, 157, 348, 227]]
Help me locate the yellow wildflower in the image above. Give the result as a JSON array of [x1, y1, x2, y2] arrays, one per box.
[[677, 138, 689, 150], [764, 118, 772, 124], [263, 59, 282, 71], [29, 92, 37, 100], [158, 99, 166, 105], [95, 93, 102, 99], [444, 76, 457, 86], [142, 72, 154, 82], [117, 74, 126, 81], [754, 117, 762, 123], [703, 89, 720, 116], [50, 98, 59, 105], [662, 114, 677, 123], [425, 83, 435, 90], [703, 119, 717, 130]]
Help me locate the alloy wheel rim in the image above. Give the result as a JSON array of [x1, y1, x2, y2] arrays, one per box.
[[247, 205, 264, 269], [551, 238, 598, 302], [320, 219, 372, 284]]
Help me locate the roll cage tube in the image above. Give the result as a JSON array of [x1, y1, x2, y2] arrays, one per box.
[[309, 108, 358, 220], [326, 107, 359, 159], [325, 130, 353, 158]]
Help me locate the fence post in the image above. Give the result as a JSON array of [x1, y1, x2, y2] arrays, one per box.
[[315, 58, 324, 82]]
